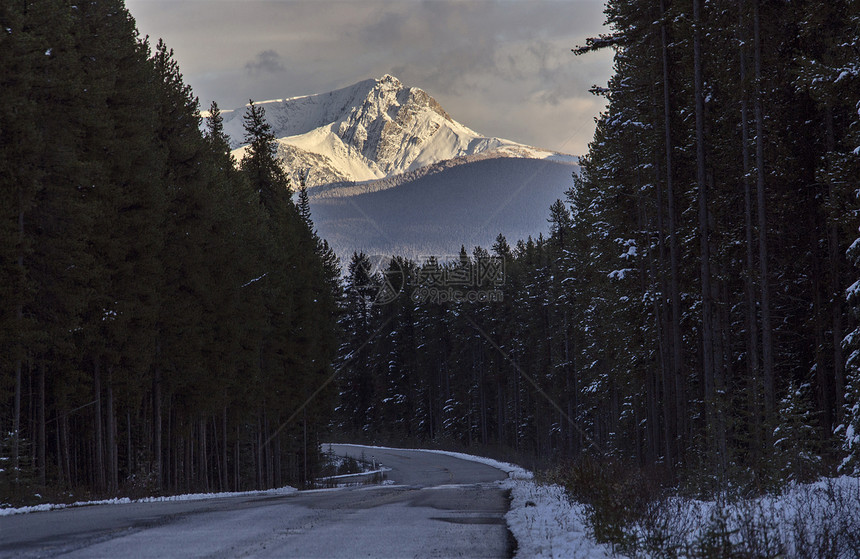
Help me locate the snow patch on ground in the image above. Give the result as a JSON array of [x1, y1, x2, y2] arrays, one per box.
[[500, 474, 860, 559], [626, 476, 860, 557], [502, 479, 615, 559], [0, 485, 297, 517]]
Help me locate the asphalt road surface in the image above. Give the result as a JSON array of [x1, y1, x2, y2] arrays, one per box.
[[0, 444, 511, 558]]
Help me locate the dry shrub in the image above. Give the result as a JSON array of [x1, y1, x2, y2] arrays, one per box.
[[543, 457, 669, 554], [543, 459, 860, 559]]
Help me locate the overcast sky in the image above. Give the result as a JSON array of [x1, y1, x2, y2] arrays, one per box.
[[125, 0, 613, 157]]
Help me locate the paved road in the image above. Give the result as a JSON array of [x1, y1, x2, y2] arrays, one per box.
[[0, 445, 511, 558]]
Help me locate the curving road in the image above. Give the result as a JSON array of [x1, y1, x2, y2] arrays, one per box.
[[0, 445, 512, 558]]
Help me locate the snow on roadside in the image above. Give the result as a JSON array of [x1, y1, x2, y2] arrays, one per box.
[[0, 485, 297, 517], [317, 467, 391, 481], [505, 474, 860, 559], [502, 479, 615, 559], [325, 443, 533, 480], [413, 447, 614, 557], [626, 475, 860, 557]]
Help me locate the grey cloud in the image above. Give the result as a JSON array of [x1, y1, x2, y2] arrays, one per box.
[[356, 10, 409, 45], [245, 50, 286, 75], [349, 3, 602, 101], [126, 0, 612, 154]]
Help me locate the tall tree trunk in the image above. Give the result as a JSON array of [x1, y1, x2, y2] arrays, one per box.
[[107, 368, 118, 493], [274, 433, 282, 488], [13, 344, 22, 484], [694, 0, 717, 454], [199, 418, 209, 492], [235, 424, 240, 491], [813, 259, 831, 432], [38, 360, 46, 487], [636, 160, 662, 464], [753, 0, 775, 416], [185, 432, 192, 491], [825, 105, 846, 423], [660, 0, 685, 463], [94, 356, 105, 491], [165, 396, 172, 490], [222, 407, 229, 492], [256, 414, 263, 489], [303, 408, 308, 485], [14, 198, 24, 482], [55, 405, 63, 487], [829, 228, 845, 420], [653, 155, 675, 466], [154, 337, 163, 489], [496, 383, 503, 447], [714, 257, 729, 473], [29, 364, 35, 469], [62, 413, 72, 486], [265, 413, 274, 488], [127, 410, 133, 481], [738, 0, 763, 464]]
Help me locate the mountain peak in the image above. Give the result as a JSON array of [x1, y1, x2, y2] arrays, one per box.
[[220, 75, 568, 187], [378, 73, 401, 85]]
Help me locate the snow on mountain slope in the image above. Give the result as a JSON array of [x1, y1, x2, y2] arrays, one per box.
[[219, 75, 572, 187]]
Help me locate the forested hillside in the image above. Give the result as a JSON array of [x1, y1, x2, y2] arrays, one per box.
[[336, 0, 860, 491], [0, 1, 339, 504]]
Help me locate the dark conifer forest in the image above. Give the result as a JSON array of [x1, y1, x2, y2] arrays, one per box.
[[335, 0, 860, 492], [2, 0, 860, 510], [1, 1, 340, 502]]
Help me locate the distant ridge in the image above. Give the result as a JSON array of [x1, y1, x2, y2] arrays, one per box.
[[310, 156, 578, 262]]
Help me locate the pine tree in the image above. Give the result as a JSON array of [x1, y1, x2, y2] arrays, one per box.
[[241, 101, 292, 217], [840, 203, 860, 474], [773, 382, 821, 483], [338, 253, 381, 434]]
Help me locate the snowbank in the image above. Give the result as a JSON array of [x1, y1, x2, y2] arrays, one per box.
[[0, 485, 297, 517], [325, 442, 532, 480], [502, 478, 615, 558]]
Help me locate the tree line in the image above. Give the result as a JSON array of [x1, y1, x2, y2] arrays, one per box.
[[0, 0, 339, 504], [335, 0, 860, 491]]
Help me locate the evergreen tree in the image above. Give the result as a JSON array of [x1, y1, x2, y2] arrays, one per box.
[[0, 1, 342, 500], [241, 101, 292, 216], [773, 382, 821, 483]]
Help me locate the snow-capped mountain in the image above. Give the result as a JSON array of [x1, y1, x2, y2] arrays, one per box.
[[217, 74, 573, 187], [214, 74, 578, 261]]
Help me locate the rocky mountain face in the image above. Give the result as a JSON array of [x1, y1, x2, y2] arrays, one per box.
[[218, 74, 570, 187]]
